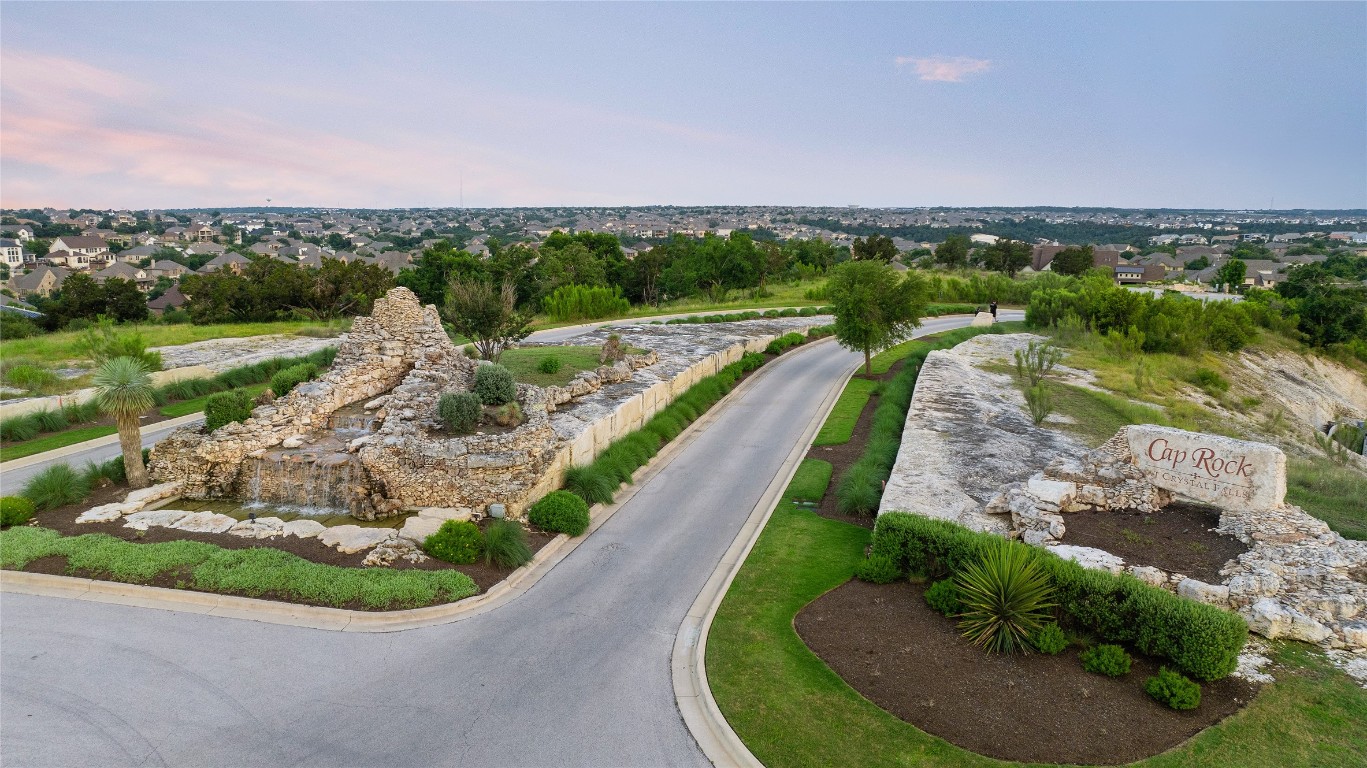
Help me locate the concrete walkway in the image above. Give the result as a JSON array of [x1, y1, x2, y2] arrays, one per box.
[[0, 314, 1006, 767]]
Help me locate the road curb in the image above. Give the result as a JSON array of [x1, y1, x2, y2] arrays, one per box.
[[672, 343, 859, 768], [0, 412, 206, 474], [0, 339, 828, 632]]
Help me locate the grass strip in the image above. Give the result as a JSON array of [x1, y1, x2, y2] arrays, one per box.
[[813, 379, 878, 446], [0, 425, 118, 462], [0, 526, 478, 610]]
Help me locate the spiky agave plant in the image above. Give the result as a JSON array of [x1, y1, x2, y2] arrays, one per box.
[[954, 539, 1057, 654], [93, 356, 157, 489]]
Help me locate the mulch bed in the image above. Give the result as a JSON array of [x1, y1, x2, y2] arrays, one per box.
[[18, 479, 556, 594], [1061, 502, 1249, 583], [804, 360, 906, 529], [796, 579, 1258, 765]]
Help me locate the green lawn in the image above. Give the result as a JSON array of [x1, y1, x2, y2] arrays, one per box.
[[707, 493, 1367, 768], [498, 346, 603, 387], [0, 320, 325, 366], [1287, 458, 1367, 541], [1048, 382, 1173, 447], [813, 379, 878, 446]]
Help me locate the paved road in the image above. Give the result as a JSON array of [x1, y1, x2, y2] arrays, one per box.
[[0, 313, 1010, 768]]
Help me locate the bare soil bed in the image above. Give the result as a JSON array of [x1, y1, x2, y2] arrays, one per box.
[[1061, 502, 1249, 583], [796, 579, 1258, 766], [19, 482, 557, 594]]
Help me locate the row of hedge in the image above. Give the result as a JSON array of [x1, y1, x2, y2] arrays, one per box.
[[664, 306, 833, 325], [544, 324, 832, 532], [835, 325, 1009, 515], [868, 512, 1248, 681], [0, 347, 339, 444]]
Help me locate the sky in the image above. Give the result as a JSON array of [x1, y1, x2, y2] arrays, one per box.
[[1, 1, 1364, 210]]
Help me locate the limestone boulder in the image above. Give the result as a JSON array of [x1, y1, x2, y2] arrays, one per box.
[[1046, 544, 1126, 575], [1247, 598, 1333, 644], [77, 502, 139, 524], [320, 525, 396, 554], [171, 511, 239, 534], [281, 519, 327, 539], [1177, 578, 1232, 607], [123, 509, 190, 530]]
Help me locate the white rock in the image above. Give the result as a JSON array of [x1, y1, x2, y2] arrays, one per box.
[[364, 396, 389, 410], [1247, 598, 1334, 643], [397, 516, 444, 544], [319, 525, 396, 554], [1341, 623, 1367, 648], [1046, 544, 1126, 574], [281, 519, 327, 539], [1177, 578, 1232, 606], [416, 507, 473, 522], [170, 511, 239, 534], [1027, 478, 1077, 508], [280, 435, 307, 449], [123, 481, 183, 506], [1125, 424, 1287, 510], [123, 509, 190, 530], [228, 517, 286, 538], [969, 311, 994, 327], [1128, 565, 1168, 587], [76, 503, 135, 524]]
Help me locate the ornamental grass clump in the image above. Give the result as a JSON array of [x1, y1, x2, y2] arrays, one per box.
[[483, 518, 533, 568], [1081, 643, 1133, 677], [564, 465, 616, 505], [422, 520, 485, 565], [528, 491, 591, 536], [21, 463, 91, 511], [1145, 666, 1201, 710], [955, 539, 1057, 654]]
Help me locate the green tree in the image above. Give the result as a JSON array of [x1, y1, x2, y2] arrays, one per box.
[[1051, 245, 1096, 276], [851, 234, 898, 262], [92, 357, 156, 489], [443, 278, 531, 362], [102, 277, 148, 322], [395, 242, 485, 306], [54, 272, 107, 325], [979, 239, 1033, 277], [934, 234, 971, 269], [1216, 258, 1247, 292], [827, 260, 928, 373]]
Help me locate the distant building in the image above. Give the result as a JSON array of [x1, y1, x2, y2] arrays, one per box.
[[13, 265, 69, 297]]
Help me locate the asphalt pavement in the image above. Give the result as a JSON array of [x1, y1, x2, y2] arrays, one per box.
[[0, 313, 1010, 767]]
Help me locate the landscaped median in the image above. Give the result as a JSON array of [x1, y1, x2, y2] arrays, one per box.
[[705, 327, 1367, 768]]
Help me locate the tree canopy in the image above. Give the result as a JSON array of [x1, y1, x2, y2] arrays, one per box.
[[827, 260, 928, 373]]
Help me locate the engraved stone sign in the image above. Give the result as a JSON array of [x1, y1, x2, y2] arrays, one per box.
[[1125, 425, 1286, 510]]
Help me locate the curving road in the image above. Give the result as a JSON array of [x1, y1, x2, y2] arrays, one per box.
[[0, 313, 1011, 767]]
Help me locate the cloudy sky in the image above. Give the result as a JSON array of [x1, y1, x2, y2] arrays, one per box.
[[2, 2, 1363, 210]]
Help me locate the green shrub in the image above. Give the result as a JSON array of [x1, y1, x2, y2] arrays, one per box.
[[924, 579, 962, 617], [1031, 622, 1068, 655], [738, 352, 766, 372], [1081, 643, 1133, 677], [1188, 367, 1230, 396], [765, 332, 806, 355], [83, 456, 128, 486], [528, 491, 591, 536], [21, 463, 91, 510], [474, 364, 516, 405], [1025, 382, 1053, 425], [1145, 667, 1201, 710], [422, 520, 485, 565], [269, 363, 318, 398], [0, 496, 36, 527], [564, 465, 616, 505], [537, 355, 563, 375], [204, 390, 255, 432], [483, 519, 533, 568], [870, 512, 1247, 679], [4, 364, 59, 393], [540, 284, 631, 321], [853, 554, 901, 584], [438, 391, 481, 433], [955, 539, 1057, 653], [32, 408, 68, 432]]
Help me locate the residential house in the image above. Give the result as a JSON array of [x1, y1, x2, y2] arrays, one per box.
[[0, 294, 43, 319], [93, 262, 152, 287], [373, 251, 411, 274], [190, 224, 217, 242], [0, 238, 24, 270], [199, 252, 251, 274], [0, 225, 34, 242], [13, 265, 69, 297], [147, 285, 188, 314], [1113, 264, 1165, 284], [49, 235, 110, 257], [184, 242, 226, 256], [146, 260, 190, 279], [1030, 245, 1066, 271], [163, 226, 188, 241], [45, 250, 94, 269], [117, 244, 161, 263]]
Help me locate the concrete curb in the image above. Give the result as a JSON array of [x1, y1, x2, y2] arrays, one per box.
[[0, 412, 207, 473], [0, 339, 827, 632], [672, 342, 859, 768]]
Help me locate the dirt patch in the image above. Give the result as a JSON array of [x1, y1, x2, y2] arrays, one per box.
[[18, 484, 557, 596], [804, 361, 906, 529], [1061, 502, 1249, 583], [797, 579, 1257, 765]]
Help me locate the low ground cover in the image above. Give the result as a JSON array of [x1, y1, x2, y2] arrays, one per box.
[[813, 378, 878, 446], [1286, 458, 1367, 541], [499, 345, 603, 387], [0, 320, 330, 367]]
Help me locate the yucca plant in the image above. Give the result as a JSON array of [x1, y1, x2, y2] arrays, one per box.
[[93, 356, 157, 489], [955, 539, 1057, 654]]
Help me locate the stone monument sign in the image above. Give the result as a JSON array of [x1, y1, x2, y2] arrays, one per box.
[[1125, 425, 1286, 510]]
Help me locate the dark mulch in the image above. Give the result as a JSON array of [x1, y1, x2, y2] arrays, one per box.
[[1062, 502, 1249, 583], [804, 361, 905, 529], [20, 481, 556, 594], [797, 579, 1258, 766]]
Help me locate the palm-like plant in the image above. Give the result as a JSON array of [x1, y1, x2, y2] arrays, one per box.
[[93, 356, 156, 489], [955, 539, 1057, 654]]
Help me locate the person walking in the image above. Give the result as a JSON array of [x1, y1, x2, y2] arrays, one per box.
[[989, 299, 998, 319]]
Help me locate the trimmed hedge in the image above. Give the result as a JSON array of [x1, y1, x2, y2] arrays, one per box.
[[528, 491, 591, 536], [269, 363, 319, 398], [204, 390, 255, 432], [765, 332, 806, 355], [867, 512, 1247, 681]]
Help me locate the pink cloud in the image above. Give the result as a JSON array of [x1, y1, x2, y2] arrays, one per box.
[[895, 55, 992, 82]]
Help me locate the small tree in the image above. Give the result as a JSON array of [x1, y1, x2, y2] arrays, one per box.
[[1216, 258, 1247, 293], [443, 278, 530, 363], [827, 260, 928, 374], [1051, 245, 1096, 276], [92, 356, 156, 489]]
